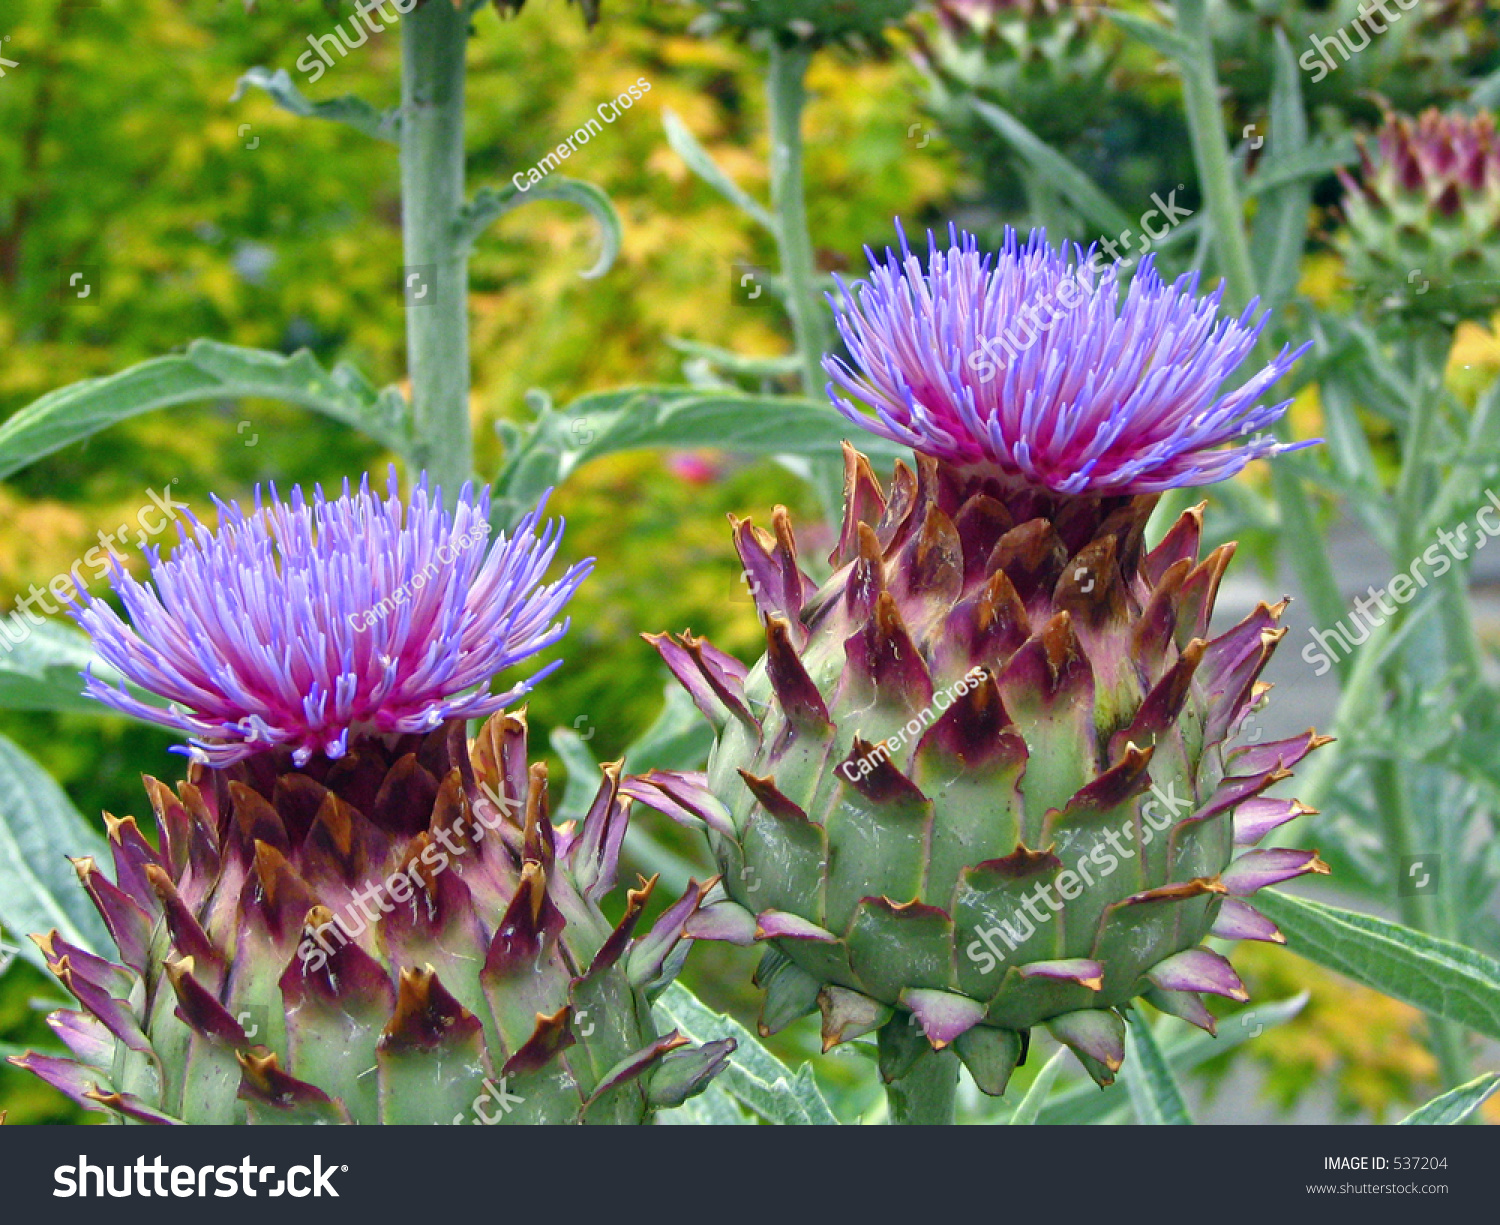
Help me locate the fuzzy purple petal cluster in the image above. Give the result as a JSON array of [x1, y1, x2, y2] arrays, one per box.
[[825, 223, 1315, 495], [75, 470, 592, 767]]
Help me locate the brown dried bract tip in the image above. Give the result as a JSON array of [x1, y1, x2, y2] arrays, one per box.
[[518, 859, 548, 924], [979, 843, 1063, 880], [252, 840, 314, 910], [764, 615, 831, 728], [1038, 611, 1083, 686], [524, 762, 554, 864], [832, 442, 887, 565], [398, 831, 438, 898], [903, 501, 964, 602], [312, 790, 356, 860], [500, 1005, 578, 1077], [231, 781, 289, 853], [626, 872, 660, 915], [737, 769, 810, 823], [236, 1047, 333, 1107], [380, 965, 482, 1052], [844, 522, 888, 619], [1054, 533, 1127, 629], [1128, 878, 1228, 905]]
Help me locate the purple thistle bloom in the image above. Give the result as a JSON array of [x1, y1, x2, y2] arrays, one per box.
[[75, 470, 592, 767], [825, 222, 1315, 495]]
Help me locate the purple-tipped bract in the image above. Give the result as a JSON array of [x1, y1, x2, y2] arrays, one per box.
[[76, 470, 591, 766], [825, 223, 1313, 495]]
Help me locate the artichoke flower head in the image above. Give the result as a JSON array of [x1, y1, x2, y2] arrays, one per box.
[[13, 471, 730, 1124], [632, 224, 1329, 1092]]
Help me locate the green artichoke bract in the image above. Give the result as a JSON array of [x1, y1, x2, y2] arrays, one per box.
[[1215, 0, 1496, 119], [11, 476, 728, 1123], [1338, 107, 1500, 325], [910, 1, 1119, 215], [630, 225, 1329, 1093]]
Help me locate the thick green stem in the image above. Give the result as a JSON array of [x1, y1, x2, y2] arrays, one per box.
[[1370, 756, 1471, 1091], [1173, 0, 1255, 309], [1394, 329, 1450, 559], [401, 0, 472, 501], [885, 1048, 959, 1125], [1270, 460, 1349, 664], [1171, 0, 1346, 653], [766, 39, 832, 399]]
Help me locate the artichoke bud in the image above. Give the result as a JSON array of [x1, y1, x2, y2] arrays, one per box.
[[631, 224, 1327, 1091], [1338, 107, 1500, 325], [17, 715, 729, 1124]]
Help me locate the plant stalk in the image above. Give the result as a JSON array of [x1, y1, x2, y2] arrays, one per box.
[[401, 0, 472, 502], [885, 1048, 959, 1125], [766, 39, 833, 399], [1172, 0, 1347, 656], [1370, 756, 1471, 1091]]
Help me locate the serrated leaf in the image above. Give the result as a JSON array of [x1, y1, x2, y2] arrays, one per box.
[[1396, 1072, 1500, 1125], [623, 685, 716, 776], [0, 622, 156, 715], [1247, 28, 1313, 310], [1039, 994, 1308, 1124], [1122, 1012, 1194, 1125], [656, 1079, 754, 1125], [0, 734, 110, 971], [554, 387, 911, 476], [665, 338, 803, 379], [1006, 1046, 1068, 1126], [0, 342, 411, 480], [1255, 891, 1500, 1042], [550, 726, 603, 826], [654, 982, 840, 1125], [231, 67, 399, 144], [455, 178, 622, 279], [1243, 136, 1358, 196], [1105, 9, 1195, 67], [968, 101, 1134, 239], [493, 387, 911, 529], [662, 109, 774, 232]]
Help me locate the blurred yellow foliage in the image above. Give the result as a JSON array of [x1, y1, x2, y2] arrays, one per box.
[[1227, 942, 1445, 1122]]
